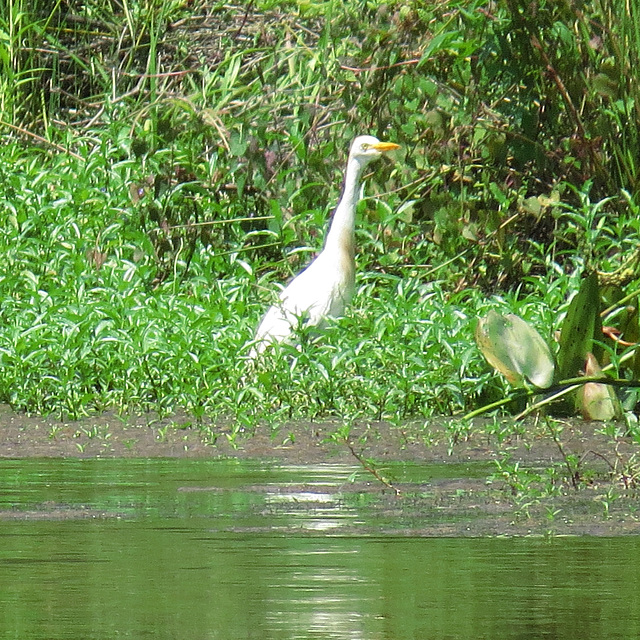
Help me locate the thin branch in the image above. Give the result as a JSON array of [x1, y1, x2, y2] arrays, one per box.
[[345, 442, 401, 495], [0, 120, 84, 161], [546, 419, 579, 489], [530, 34, 611, 190], [340, 59, 420, 74]]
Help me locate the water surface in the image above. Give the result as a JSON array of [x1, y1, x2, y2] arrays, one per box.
[[0, 459, 638, 639]]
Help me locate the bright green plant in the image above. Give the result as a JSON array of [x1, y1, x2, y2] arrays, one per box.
[[473, 271, 640, 420], [1, 0, 640, 434]]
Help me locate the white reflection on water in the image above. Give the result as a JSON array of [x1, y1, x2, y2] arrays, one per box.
[[264, 490, 355, 531], [266, 552, 375, 640], [261, 463, 363, 532]]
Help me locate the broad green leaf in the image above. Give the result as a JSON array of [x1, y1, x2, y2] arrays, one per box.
[[475, 312, 525, 386], [475, 311, 555, 388], [591, 72, 618, 99], [557, 272, 602, 381], [616, 302, 640, 381]]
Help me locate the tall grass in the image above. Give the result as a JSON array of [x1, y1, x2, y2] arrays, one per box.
[[0, 0, 48, 124]]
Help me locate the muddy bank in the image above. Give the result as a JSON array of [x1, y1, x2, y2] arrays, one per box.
[[0, 403, 634, 466], [1, 405, 638, 536]]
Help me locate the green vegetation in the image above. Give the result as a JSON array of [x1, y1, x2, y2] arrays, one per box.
[[1, 0, 640, 465]]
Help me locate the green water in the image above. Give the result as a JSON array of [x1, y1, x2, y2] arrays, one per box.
[[0, 459, 639, 639]]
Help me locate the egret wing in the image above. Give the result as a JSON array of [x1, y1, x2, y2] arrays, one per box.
[[280, 252, 353, 326], [251, 253, 352, 355]]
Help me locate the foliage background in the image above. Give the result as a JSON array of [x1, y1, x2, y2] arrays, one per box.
[[1, 0, 639, 430]]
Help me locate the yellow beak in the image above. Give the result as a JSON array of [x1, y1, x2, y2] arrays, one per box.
[[372, 142, 401, 152]]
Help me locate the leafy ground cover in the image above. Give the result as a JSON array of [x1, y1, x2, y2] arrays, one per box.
[[1, 1, 640, 503]]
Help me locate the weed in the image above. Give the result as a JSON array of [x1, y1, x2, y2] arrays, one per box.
[[490, 452, 563, 503], [544, 506, 562, 523], [81, 426, 100, 440], [48, 424, 63, 440]]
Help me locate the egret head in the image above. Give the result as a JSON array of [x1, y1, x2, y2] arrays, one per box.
[[349, 135, 400, 167]]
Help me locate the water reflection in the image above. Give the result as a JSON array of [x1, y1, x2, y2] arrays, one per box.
[[0, 459, 638, 640]]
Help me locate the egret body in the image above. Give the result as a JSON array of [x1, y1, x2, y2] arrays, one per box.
[[249, 135, 400, 358]]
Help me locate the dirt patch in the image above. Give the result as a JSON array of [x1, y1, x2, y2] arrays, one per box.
[[0, 405, 638, 536], [0, 404, 634, 465]]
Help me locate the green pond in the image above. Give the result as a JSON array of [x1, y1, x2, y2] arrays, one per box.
[[0, 458, 639, 639]]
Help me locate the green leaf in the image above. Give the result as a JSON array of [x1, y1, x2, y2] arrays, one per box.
[[557, 272, 602, 381], [616, 303, 640, 381], [475, 311, 555, 388]]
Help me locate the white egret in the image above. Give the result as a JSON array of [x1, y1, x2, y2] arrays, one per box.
[[249, 135, 400, 359]]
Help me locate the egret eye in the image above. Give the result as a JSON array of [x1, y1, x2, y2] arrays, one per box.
[[361, 143, 371, 151]]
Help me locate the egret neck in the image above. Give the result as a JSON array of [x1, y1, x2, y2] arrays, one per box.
[[323, 153, 368, 261]]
